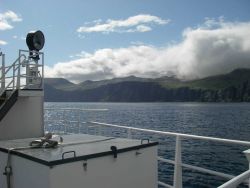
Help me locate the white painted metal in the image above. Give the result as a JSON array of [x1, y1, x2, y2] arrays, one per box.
[[0, 50, 45, 140], [218, 170, 250, 188], [0, 152, 50, 188], [1, 53, 5, 89], [44, 110, 250, 187], [0, 145, 158, 188], [0, 50, 44, 95], [173, 136, 182, 188], [158, 181, 173, 188], [0, 95, 44, 140], [44, 108, 108, 111], [158, 157, 235, 180], [86, 121, 250, 187], [127, 128, 132, 139], [52, 146, 158, 188], [243, 149, 250, 188], [88, 121, 250, 146]]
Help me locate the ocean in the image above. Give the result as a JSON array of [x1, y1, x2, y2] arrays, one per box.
[[44, 102, 250, 187]]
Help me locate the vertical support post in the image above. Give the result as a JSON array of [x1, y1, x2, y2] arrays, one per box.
[[1, 54, 5, 89], [78, 109, 81, 134], [243, 149, 250, 188], [13, 62, 15, 90], [248, 163, 250, 188], [42, 52, 44, 89], [17, 50, 21, 89], [63, 109, 66, 133], [127, 128, 132, 139], [98, 125, 102, 136], [174, 135, 183, 188]]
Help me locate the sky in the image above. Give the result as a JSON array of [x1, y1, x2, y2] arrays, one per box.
[[1, 0, 250, 83]]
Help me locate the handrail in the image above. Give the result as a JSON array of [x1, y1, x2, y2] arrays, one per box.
[[0, 54, 26, 95], [88, 121, 250, 146], [44, 108, 250, 187], [218, 170, 250, 188], [1, 50, 45, 97], [88, 121, 250, 187], [44, 108, 109, 111]]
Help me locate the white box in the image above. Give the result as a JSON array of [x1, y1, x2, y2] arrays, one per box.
[[0, 134, 158, 188]]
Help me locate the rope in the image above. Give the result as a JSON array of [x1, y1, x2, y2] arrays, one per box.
[[60, 137, 115, 147], [3, 133, 59, 188]]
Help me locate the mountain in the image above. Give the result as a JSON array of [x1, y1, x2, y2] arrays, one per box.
[[44, 78, 78, 90], [44, 69, 250, 102]]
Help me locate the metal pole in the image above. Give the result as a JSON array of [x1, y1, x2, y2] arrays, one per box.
[[63, 110, 66, 133], [1, 54, 5, 89], [174, 135, 183, 188], [127, 128, 132, 139], [17, 50, 21, 89], [13, 62, 15, 90], [42, 53, 44, 89], [249, 163, 250, 188], [98, 125, 102, 136], [78, 109, 81, 133]]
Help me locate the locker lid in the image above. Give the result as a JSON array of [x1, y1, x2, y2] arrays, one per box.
[[0, 134, 158, 167]]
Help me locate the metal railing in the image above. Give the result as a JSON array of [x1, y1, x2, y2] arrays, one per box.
[[44, 108, 250, 188], [0, 50, 44, 97], [0, 53, 26, 96]]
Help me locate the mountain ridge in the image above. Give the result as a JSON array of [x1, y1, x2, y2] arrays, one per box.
[[44, 68, 250, 102]]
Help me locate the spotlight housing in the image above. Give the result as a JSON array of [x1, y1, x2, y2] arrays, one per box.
[[26, 30, 45, 51]]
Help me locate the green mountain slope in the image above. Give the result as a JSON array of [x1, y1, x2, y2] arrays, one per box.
[[44, 68, 250, 102]]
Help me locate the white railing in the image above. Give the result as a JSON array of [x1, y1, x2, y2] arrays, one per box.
[[88, 121, 250, 188], [0, 50, 44, 97], [44, 108, 250, 188], [0, 53, 26, 96]]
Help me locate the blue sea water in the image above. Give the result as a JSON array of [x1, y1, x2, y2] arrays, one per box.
[[44, 102, 250, 188]]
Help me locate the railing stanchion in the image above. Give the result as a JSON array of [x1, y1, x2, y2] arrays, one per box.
[[174, 135, 183, 188], [98, 125, 102, 136], [17, 50, 21, 89], [78, 109, 81, 133], [63, 109, 66, 133], [127, 128, 132, 139], [249, 163, 250, 188], [1, 54, 5, 89]]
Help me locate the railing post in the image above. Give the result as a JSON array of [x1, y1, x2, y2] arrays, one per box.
[[77, 109, 81, 133], [174, 135, 183, 188], [17, 50, 21, 89], [1, 53, 5, 89], [13, 62, 15, 90], [243, 149, 250, 188], [127, 128, 132, 139], [248, 163, 250, 188], [97, 125, 102, 136], [63, 109, 66, 133]]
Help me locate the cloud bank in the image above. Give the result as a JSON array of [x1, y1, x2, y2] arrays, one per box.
[[0, 10, 22, 31], [77, 14, 169, 34], [0, 10, 22, 45], [46, 19, 250, 83], [0, 40, 7, 45]]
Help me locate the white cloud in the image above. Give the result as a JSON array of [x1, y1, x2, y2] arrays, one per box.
[[46, 19, 250, 83], [0, 10, 22, 31], [77, 14, 169, 34], [12, 35, 26, 40], [0, 40, 7, 45]]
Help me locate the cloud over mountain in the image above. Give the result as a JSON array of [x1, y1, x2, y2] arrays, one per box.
[[46, 19, 250, 83]]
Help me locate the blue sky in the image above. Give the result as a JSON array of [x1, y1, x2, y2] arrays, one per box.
[[1, 0, 250, 82]]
